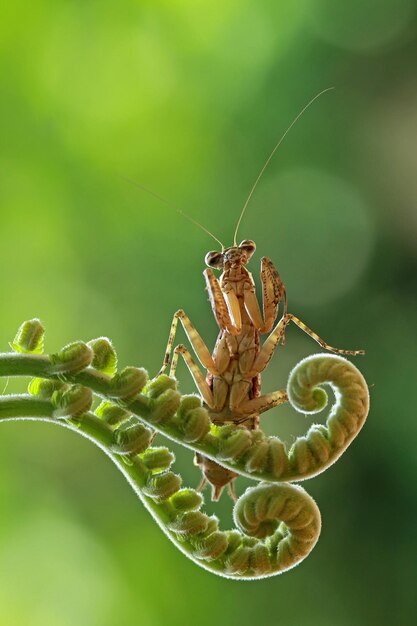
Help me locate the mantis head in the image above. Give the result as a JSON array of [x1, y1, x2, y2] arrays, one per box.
[[205, 240, 256, 270]]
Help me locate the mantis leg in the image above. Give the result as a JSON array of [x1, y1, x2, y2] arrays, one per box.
[[259, 256, 287, 333], [249, 313, 364, 377], [247, 316, 289, 376], [169, 345, 227, 412], [235, 388, 288, 418], [243, 257, 287, 334], [159, 310, 219, 376], [284, 314, 365, 356], [204, 269, 241, 335], [169, 344, 215, 407], [228, 481, 238, 502]]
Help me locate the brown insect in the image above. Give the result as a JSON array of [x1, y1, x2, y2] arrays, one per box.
[[158, 89, 364, 500], [159, 240, 363, 500]]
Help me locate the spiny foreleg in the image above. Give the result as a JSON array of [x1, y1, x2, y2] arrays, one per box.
[[243, 257, 287, 333]]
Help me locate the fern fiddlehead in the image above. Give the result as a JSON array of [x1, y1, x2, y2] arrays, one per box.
[[0, 319, 369, 579]]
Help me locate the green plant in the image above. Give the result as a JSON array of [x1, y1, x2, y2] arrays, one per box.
[[0, 319, 369, 580]]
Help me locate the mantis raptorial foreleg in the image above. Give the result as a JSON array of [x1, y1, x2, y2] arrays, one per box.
[[242, 258, 286, 333], [204, 269, 241, 335], [259, 256, 287, 332]]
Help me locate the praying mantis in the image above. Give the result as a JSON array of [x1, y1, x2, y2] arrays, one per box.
[[156, 89, 365, 500]]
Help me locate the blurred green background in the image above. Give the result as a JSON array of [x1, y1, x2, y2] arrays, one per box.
[[1, 1, 416, 625]]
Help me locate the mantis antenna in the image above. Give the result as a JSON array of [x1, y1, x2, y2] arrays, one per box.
[[233, 87, 335, 246], [122, 176, 225, 250]]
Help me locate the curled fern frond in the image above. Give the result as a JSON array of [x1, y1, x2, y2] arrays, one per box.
[[87, 337, 118, 376], [50, 341, 94, 374], [0, 320, 369, 579], [11, 319, 45, 354], [51, 384, 93, 419]]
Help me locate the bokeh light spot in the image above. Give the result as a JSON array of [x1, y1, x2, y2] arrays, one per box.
[[252, 168, 374, 306]]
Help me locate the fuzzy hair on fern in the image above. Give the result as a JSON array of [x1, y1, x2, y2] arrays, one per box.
[[0, 319, 369, 580]]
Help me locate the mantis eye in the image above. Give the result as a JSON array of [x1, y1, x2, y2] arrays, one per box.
[[239, 240, 256, 260], [205, 251, 224, 268]]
